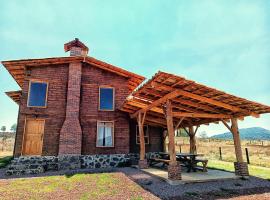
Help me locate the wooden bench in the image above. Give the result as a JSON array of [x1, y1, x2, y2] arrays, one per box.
[[149, 158, 170, 167], [194, 159, 208, 172]]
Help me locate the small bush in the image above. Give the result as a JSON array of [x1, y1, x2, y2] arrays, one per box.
[[0, 156, 13, 168]]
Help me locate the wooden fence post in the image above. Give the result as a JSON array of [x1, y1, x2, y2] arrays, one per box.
[[219, 147, 222, 160], [245, 148, 250, 164]]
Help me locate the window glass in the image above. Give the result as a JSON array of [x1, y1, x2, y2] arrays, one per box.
[[28, 82, 48, 107], [99, 88, 114, 110], [97, 122, 113, 147]]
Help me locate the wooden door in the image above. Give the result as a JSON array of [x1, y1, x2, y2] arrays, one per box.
[[22, 119, 45, 156]]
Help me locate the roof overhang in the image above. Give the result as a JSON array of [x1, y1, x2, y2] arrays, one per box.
[[5, 90, 22, 104], [122, 71, 270, 128], [1, 56, 145, 93]]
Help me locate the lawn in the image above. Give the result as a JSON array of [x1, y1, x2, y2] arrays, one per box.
[[0, 172, 158, 200], [207, 160, 270, 179]]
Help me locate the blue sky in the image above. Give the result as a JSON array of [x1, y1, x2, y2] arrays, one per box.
[[0, 0, 269, 136]]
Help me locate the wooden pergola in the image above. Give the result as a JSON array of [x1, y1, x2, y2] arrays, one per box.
[[122, 71, 270, 180]]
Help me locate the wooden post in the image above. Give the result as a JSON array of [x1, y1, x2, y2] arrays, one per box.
[[164, 100, 182, 181], [188, 126, 197, 154], [219, 147, 222, 160], [165, 100, 176, 164], [231, 118, 244, 163], [245, 148, 250, 164], [137, 112, 145, 161], [162, 130, 168, 152]]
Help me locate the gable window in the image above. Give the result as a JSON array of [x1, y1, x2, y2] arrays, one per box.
[[99, 87, 114, 111], [97, 121, 114, 147], [136, 125, 149, 144], [27, 81, 48, 107]]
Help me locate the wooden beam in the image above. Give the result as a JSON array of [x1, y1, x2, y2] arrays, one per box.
[[164, 100, 177, 163], [173, 112, 232, 119], [231, 118, 244, 163], [194, 126, 199, 135], [221, 119, 232, 132], [151, 82, 263, 118], [132, 90, 182, 118], [129, 101, 164, 118], [174, 117, 185, 130], [189, 126, 197, 154], [137, 112, 146, 161], [138, 88, 222, 113], [151, 82, 244, 112]]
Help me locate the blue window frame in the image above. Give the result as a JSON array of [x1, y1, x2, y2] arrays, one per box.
[[99, 87, 114, 111], [27, 81, 48, 107]]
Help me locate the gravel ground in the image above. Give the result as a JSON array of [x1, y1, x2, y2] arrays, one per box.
[[118, 167, 270, 200], [1, 167, 270, 200]]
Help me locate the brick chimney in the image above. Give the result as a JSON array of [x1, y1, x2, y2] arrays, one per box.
[[64, 38, 89, 56], [58, 39, 87, 155]]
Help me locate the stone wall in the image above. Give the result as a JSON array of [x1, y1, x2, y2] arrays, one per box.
[[6, 154, 132, 175]]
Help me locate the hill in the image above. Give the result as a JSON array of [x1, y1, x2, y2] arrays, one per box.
[[211, 127, 270, 140]]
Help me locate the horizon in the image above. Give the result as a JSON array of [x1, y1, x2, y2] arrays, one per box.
[[0, 1, 270, 136]]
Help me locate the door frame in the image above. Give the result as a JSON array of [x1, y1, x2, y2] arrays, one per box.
[[21, 117, 45, 156]]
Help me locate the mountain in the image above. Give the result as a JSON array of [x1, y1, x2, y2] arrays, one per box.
[[211, 127, 270, 140]]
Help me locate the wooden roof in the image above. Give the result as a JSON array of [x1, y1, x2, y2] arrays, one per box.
[[122, 71, 270, 128], [5, 90, 22, 104], [1, 56, 145, 93]]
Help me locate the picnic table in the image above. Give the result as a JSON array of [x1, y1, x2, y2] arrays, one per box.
[[158, 152, 205, 172]]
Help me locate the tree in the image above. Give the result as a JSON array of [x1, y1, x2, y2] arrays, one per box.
[[199, 131, 208, 139], [10, 123, 17, 133], [0, 126, 6, 132]]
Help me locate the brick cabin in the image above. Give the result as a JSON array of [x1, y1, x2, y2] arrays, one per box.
[[3, 39, 164, 158]]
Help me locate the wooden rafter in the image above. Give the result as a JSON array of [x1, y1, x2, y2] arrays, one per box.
[[132, 89, 182, 118], [151, 82, 244, 112], [172, 112, 232, 119]]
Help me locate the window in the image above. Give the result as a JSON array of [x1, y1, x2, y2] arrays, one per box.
[[136, 125, 149, 144], [97, 121, 114, 147], [99, 87, 114, 111], [27, 81, 48, 107]]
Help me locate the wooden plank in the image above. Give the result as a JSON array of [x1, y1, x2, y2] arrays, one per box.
[[172, 112, 232, 119]]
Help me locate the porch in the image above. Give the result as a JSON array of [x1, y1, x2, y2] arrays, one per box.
[[142, 167, 237, 184], [122, 71, 270, 183]]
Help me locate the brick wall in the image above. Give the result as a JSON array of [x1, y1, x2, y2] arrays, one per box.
[[80, 63, 130, 154], [14, 64, 69, 156], [129, 120, 164, 153], [14, 62, 131, 156]]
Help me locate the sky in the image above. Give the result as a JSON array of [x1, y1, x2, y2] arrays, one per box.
[[0, 0, 269, 136]]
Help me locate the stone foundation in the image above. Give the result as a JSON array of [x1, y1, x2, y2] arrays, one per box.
[[138, 159, 148, 169], [168, 162, 182, 181], [234, 162, 249, 177], [58, 155, 81, 170], [6, 154, 131, 175]]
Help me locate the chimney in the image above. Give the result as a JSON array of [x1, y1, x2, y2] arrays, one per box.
[[64, 38, 89, 56]]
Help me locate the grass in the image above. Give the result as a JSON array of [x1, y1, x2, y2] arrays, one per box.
[[0, 156, 13, 168], [0, 172, 154, 200], [174, 137, 270, 168], [207, 160, 270, 179]]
